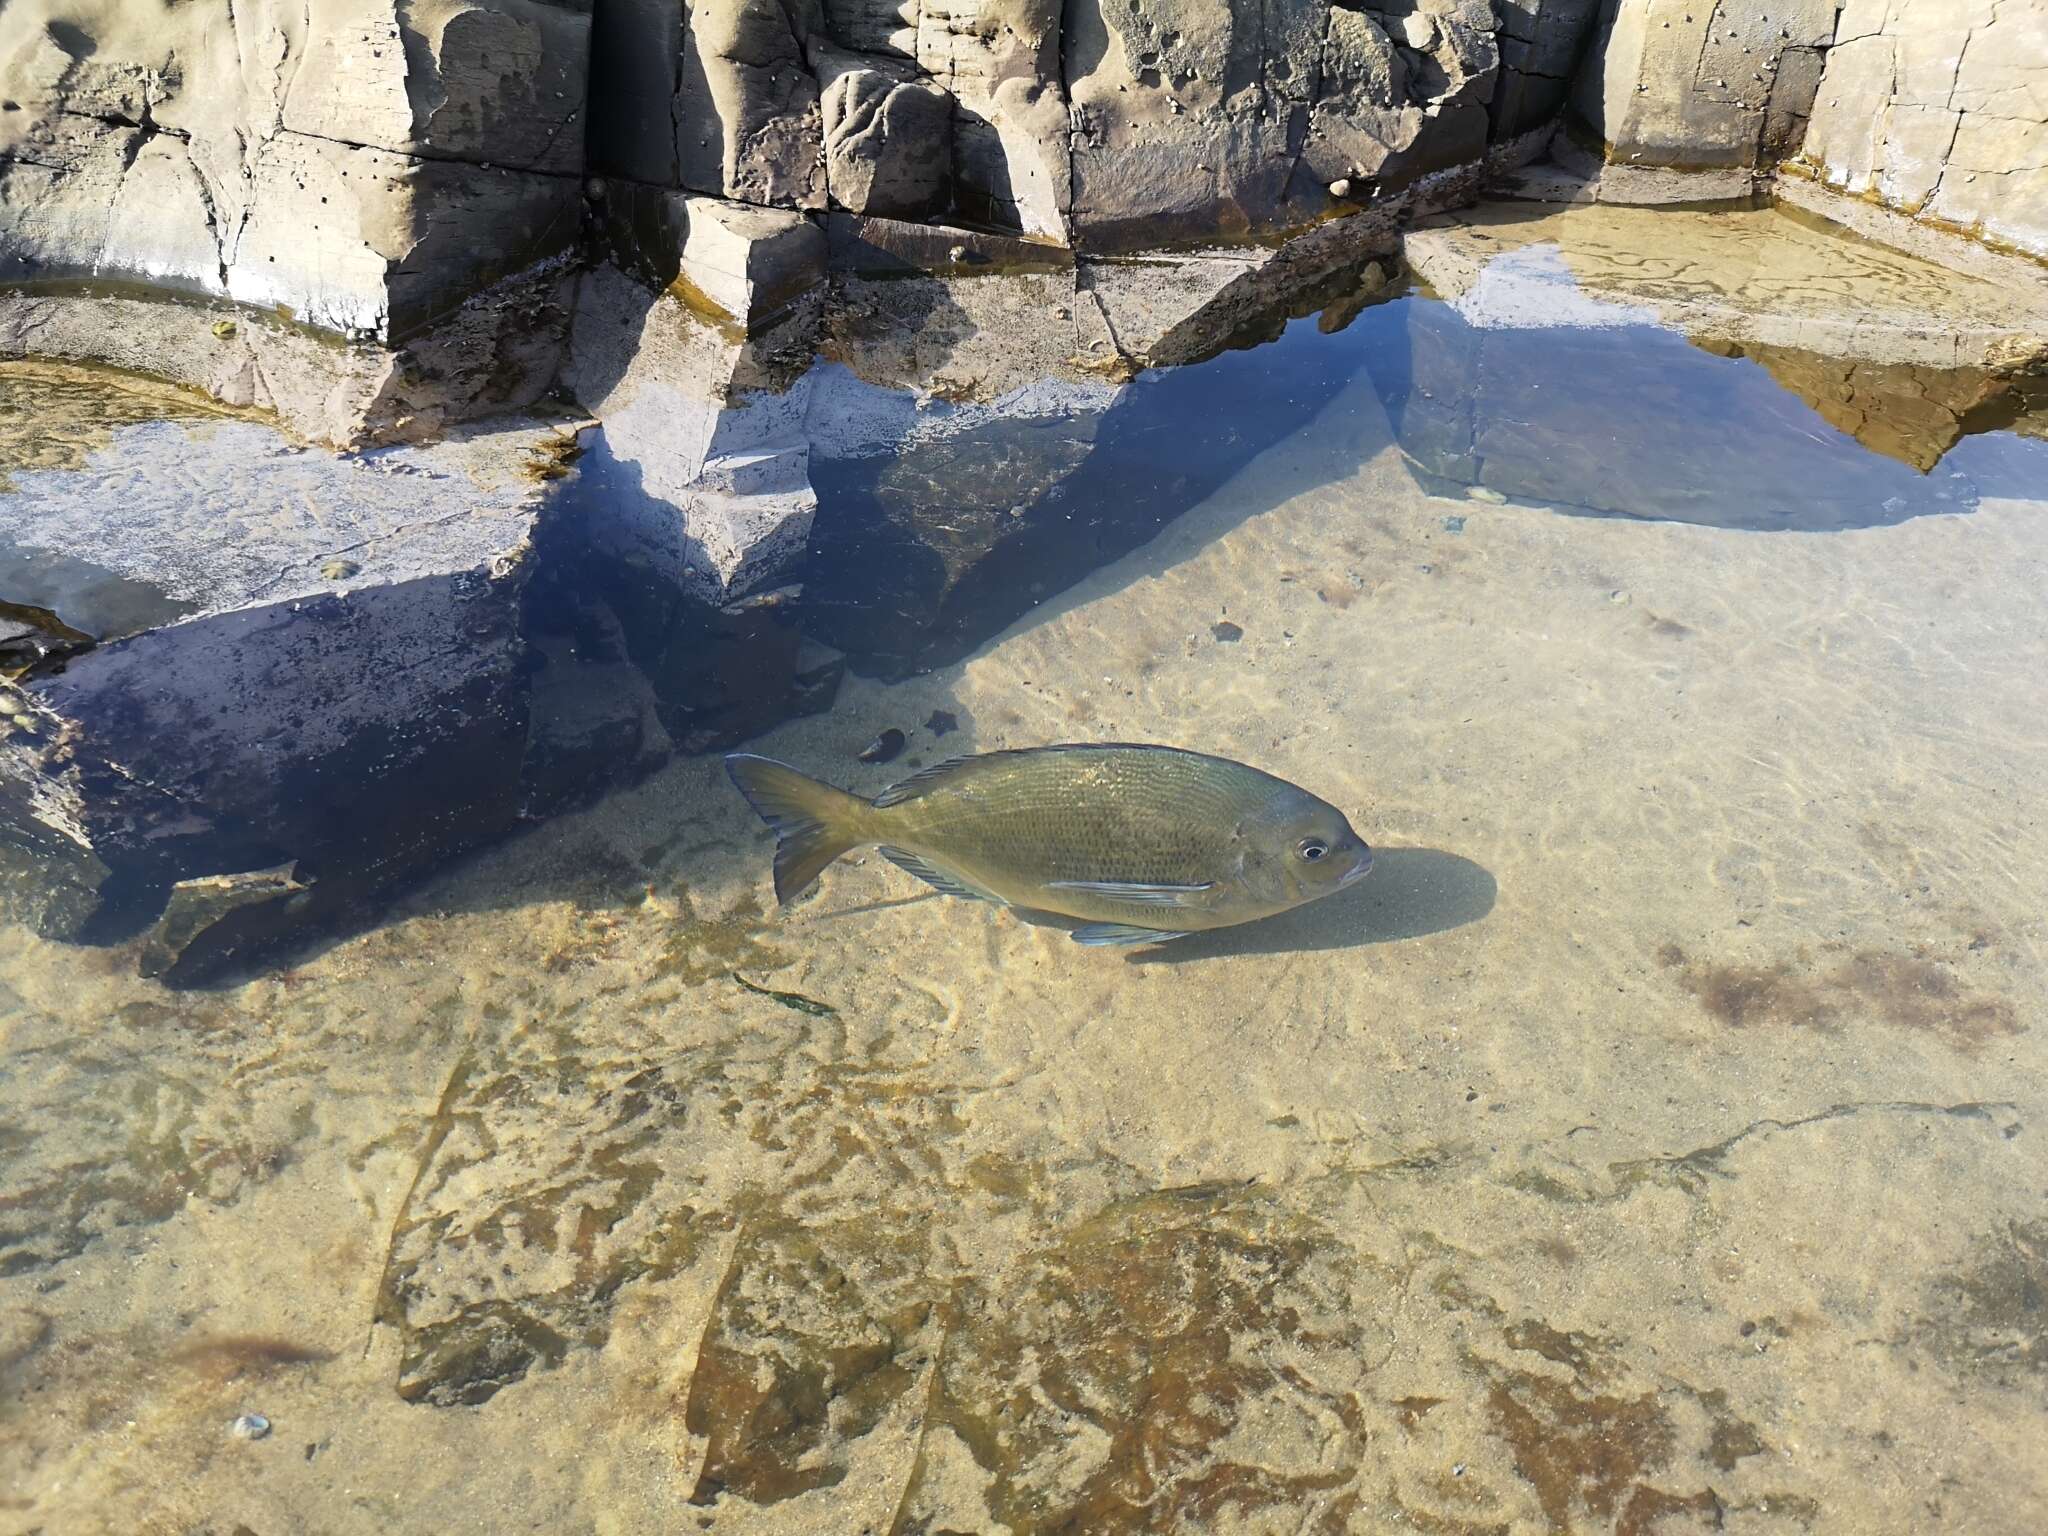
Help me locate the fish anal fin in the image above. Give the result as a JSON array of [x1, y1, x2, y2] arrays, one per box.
[[878, 847, 1003, 904], [1070, 923, 1192, 947], [1045, 879, 1215, 908]]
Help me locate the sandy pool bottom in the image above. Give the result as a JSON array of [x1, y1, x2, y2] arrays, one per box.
[[2, 372, 2044, 1535]]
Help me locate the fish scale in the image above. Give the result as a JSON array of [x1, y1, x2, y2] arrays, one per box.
[[878, 750, 1255, 889]]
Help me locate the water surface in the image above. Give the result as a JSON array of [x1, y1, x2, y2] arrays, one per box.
[[3, 213, 2046, 1534]]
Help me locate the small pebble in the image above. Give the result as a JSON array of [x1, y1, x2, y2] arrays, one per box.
[[1465, 485, 1506, 505], [1328, 177, 1353, 199], [230, 1413, 271, 1441], [858, 728, 907, 764], [1210, 621, 1243, 643]]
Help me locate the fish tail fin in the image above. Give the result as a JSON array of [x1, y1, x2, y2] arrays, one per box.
[[723, 754, 871, 905]]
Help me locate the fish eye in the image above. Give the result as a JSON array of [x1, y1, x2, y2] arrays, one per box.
[[1297, 839, 1329, 862]]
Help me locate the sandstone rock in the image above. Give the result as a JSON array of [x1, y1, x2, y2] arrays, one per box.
[[283, 0, 590, 174], [1403, 203, 2048, 372], [679, 0, 827, 210], [137, 864, 311, 985], [1490, 0, 1604, 138], [1570, 0, 1836, 169], [1298, 1, 1500, 203], [225, 136, 582, 339], [0, 2, 591, 338], [915, 0, 1069, 238], [0, 358, 837, 978], [1492, 130, 1760, 206], [592, 184, 828, 329], [1064, 0, 1503, 251], [825, 213, 1074, 276], [1064, 0, 1326, 249], [818, 60, 953, 218], [586, 0, 686, 184], [1797, 0, 2048, 263], [1, 259, 578, 448]]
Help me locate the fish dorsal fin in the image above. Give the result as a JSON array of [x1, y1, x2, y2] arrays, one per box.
[[1045, 879, 1216, 908], [1070, 923, 1192, 947], [872, 755, 978, 808], [877, 847, 1003, 904]]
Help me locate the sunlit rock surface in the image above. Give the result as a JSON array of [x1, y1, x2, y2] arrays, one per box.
[[1794, 0, 2048, 264]]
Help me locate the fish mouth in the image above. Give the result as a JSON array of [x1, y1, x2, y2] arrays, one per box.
[[1338, 847, 1375, 888]]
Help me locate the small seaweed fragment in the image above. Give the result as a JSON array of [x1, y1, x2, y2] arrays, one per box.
[[733, 974, 837, 1017]]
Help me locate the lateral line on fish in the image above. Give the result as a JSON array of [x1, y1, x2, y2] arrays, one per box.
[[1046, 879, 1215, 907]]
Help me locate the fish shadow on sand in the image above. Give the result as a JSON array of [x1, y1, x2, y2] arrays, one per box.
[[1125, 847, 1495, 962]]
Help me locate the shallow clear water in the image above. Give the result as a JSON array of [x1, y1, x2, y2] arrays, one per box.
[[4, 211, 2047, 1533]]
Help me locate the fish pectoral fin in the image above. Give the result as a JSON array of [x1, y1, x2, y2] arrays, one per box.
[[1045, 879, 1216, 908], [1070, 923, 1193, 947], [877, 847, 1004, 904]]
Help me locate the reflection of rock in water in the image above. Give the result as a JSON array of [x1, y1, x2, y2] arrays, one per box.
[[0, 388, 826, 985], [804, 275, 1397, 678], [0, 246, 1399, 977], [1692, 341, 2044, 473], [1369, 296, 1984, 530]]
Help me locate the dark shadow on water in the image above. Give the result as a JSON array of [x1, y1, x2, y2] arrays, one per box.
[[1123, 846, 1497, 961]]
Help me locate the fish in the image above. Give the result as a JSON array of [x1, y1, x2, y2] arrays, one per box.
[[723, 743, 1373, 947]]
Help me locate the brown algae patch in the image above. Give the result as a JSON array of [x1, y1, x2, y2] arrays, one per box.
[[0, 359, 270, 491], [1658, 942, 2023, 1052], [1921, 1219, 2048, 1390], [1484, 1369, 1676, 1531], [673, 1185, 1392, 1531]]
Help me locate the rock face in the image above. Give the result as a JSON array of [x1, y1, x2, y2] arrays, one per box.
[[818, 62, 953, 219], [1569, 0, 1836, 171], [1491, 0, 1605, 139], [0, 1, 590, 443], [1549, 0, 2048, 266], [0, 1, 588, 331], [1793, 0, 2048, 263], [1065, 0, 1504, 250]]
